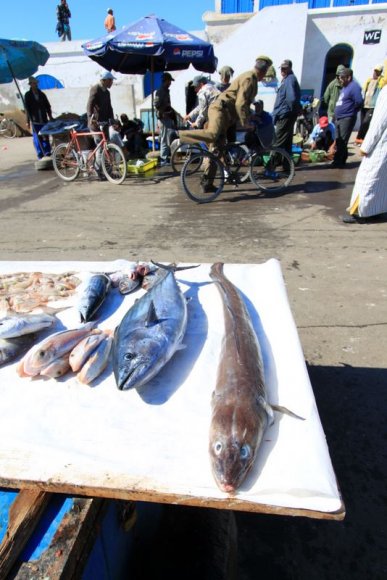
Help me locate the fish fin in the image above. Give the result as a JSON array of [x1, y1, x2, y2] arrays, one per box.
[[258, 395, 275, 426], [151, 260, 200, 272], [270, 404, 305, 421], [145, 300, 158, 327], [176, 343, 186, 351]]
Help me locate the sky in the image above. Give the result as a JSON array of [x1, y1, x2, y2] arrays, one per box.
[[0, 1, 216, 44]]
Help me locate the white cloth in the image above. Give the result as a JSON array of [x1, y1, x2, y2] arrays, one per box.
[[348, 86, 387, 217]]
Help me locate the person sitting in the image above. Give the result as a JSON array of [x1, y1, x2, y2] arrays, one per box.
[[120, 114, 147, 157], [307, 116, 335, 152], [245, 99, 274, 149]]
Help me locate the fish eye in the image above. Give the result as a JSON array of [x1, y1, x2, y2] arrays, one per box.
[[124, 352, 135, 361], [214, 442, 222, 455], [240, 444, 251, 459], [38, 350, 45, 359]]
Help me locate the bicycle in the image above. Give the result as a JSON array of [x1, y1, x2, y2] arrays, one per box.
[[180, 139, 294, 203], [52, 123, 127, 185], [0, 113, 18, 139]]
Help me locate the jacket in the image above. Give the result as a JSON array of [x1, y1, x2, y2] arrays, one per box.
[[24, 89, 52, 125], [322, 79, 342, 119], [272, 72, 301, 124], [217, 69, 259, 127], [86, 83, 114, 124]]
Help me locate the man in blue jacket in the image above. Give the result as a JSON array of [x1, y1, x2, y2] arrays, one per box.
[[272, 59, 301, 157], [332, 68, 363, 168]]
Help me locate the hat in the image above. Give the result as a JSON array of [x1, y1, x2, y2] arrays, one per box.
[[28, 76, 38, 85], [101, 71, 116, 80], [336, 64, 346, 75], [338, 67, 352, 78], [218, 65, 234, 78], [319, 116, 329, 129], [374, 64, 383, 72], [279, 59, 292, 69], [192, 75, 208, 88], [161, 72, 175, 81]]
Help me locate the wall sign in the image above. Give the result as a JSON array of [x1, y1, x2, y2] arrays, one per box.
[[363, 30, 382, 45]]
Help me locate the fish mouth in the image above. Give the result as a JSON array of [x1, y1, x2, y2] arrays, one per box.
[[220, 483, 236, 494], [117, 365, 143, 390]]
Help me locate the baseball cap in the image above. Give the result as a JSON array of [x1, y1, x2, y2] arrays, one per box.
[[374, 64, 383, 72], [256, 55, 273, 66], [161, 72, 175, 81], [319, 116, 329, 129], [279, 59, 292, 69], [192, 75, 208, 88], [336, 64, 346, 75], [101, 71, 116, 80]]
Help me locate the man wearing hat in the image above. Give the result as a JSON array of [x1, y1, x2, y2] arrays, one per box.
[[183, 76, 220, 129], [179, 56, 273, 192], [332, 67, 363, 168], [355, 64, 386, 143], [154, 72, 177, 166], [87, 71, 117, 177], [308, 116, 335, 152], [322, 64, 346, 121], [24, 77, 54, 159], [104, 8, 116, 33], [272, 59, 301, 158], [216, 66, 234, 93]]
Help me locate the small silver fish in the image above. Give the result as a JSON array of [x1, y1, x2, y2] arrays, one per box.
[[0, 313, 56, 339], [0, 334, 36, 366], [40, 354, 71, 379], [69, 330, 104, 372], [78, 274, 111, 323]]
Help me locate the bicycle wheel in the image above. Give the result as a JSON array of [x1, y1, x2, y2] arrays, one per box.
[[249, 147, 295, 193], [171, 142, 203, 173], [101, 143, 127, 184], [181, 150, 224, 203], [0, 118, 17, 139], [53, 143, 80, 181], [223, 142, 251, 184]]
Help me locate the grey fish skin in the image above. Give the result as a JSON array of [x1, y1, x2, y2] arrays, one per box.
[[0, 313, 56, 339], [112, 269, 187, 390], [78, 274, 111, 323], [209, 262, 270, 494], [0, 334, 36, 366]]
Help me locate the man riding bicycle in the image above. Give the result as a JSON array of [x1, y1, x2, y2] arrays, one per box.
[[179, 56, 273, 193]]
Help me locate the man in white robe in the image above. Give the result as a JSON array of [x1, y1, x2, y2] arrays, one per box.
[[342, 85, 387, 223]]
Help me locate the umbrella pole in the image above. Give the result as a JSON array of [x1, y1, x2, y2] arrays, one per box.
[[150, 57, 155, 152]]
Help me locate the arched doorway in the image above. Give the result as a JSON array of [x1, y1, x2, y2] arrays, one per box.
[[321, 43, 353, 95]]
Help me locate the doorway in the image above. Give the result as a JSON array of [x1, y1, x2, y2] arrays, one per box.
[[321, 43, 353, 95]]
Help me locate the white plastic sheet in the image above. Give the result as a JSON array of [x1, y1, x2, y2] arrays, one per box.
[[0, 260, 343, 516]]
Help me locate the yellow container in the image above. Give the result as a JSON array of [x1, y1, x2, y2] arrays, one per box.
[[126, 158, 158, 174]]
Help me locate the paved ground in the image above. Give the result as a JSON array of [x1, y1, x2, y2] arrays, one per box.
[[1, 137, 386, 578]]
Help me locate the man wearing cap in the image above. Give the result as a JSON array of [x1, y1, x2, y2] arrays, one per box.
[[308, 116, 335, 152], [322, 64, 346, 121], [179, 56, 272, 192], [355, 64, 386, 143], [216, 66, 234, 93], [332, 68, 363, 168], [271, 59, 301, 158], [104, 8, 116, 33], [183, 76, 220, 129], [154, 72, 177, 166], [24, 77, 54, 159], [86, 71, 116, 178]]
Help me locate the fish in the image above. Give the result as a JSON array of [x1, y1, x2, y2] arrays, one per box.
[[21, 322, 96, 376], [118, 274, 142, 295], [112, 265, 188, 390], [0, 334, 36, 366], [78, 274, 111, 323], [77, 335, 113, 385], [40, 355, 71, 379], [69, 330, 104, 372], [208, 262, 303, 494], [0, 312, 57, 339]]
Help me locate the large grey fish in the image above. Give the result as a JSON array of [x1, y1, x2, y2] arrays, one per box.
[[208, 262, 302, 494], [0, 312, 56, 339], [112, 266, 189, 390], [78, 274, 111, 322]]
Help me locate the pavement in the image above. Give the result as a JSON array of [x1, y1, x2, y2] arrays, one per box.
[[0, 136, 386, 579]]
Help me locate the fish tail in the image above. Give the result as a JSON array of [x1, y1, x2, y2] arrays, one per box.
[[270, 404, 305, 421], [150, 261, 200, 272]]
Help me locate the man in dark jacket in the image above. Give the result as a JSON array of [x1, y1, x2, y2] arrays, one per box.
[[272, 59, 301, 157], [56, 0, 72, 41], [321, 64, 346, 121], [24, 76, 53, 159], [332, 68, 363, 168]]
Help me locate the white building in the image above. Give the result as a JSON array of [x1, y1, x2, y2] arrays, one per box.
[[0, 1, 386, 124]]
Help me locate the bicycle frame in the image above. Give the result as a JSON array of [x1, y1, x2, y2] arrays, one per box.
[[66, 128, 106, 170]]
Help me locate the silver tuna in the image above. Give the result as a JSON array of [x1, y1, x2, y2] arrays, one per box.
[[78, 274, 111, 323]]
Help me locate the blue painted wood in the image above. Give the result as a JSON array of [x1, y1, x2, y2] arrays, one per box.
[[0, 489, 19, 544], [221, 0, 254, 13]]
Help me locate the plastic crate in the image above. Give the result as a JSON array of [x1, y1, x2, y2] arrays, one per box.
[[127, 158, 158, 174]]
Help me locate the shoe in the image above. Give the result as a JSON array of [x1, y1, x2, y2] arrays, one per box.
[[159, 158, 170, 167], [98, 173, 107, 181], [201, 184, 218, 194], [341, 214, 364, 224]]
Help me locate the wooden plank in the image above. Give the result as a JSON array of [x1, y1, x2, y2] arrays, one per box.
[[0, 489, 52, 578]]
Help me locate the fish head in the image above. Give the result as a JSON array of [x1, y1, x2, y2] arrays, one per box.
[[115, 333, 165, 390], [209, 402, 268, 493], [26, 343, 58, 373]]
